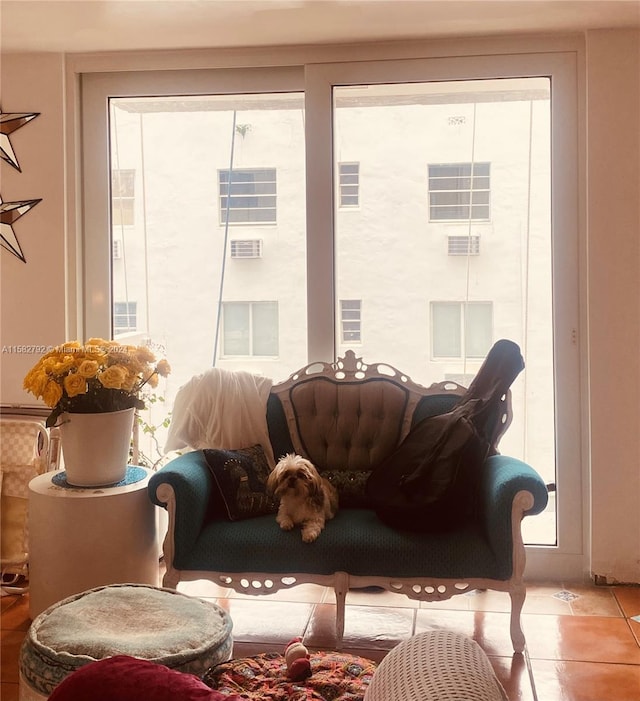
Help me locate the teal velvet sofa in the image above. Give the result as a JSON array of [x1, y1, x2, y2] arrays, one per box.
[[149, 351, 548, 652]]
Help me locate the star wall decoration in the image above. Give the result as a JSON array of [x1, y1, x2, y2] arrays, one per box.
[[0, 110, 40, 172], [1, 197, 42, 263]]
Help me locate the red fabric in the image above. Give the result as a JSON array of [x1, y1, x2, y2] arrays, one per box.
[[48, 655, 242, 701]]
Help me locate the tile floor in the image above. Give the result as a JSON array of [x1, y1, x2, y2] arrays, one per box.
[[2, 577, 640, 700]]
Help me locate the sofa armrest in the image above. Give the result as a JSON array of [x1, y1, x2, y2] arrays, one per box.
[[148, 451, 214, 554], [478, 454, 549, 562]]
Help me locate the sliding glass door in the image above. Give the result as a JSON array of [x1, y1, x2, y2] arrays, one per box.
[[331, 78, 555, 543], [82, 49, 581, 568]]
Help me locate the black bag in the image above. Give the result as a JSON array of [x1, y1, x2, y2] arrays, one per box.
[[365, 339, 525, 532]]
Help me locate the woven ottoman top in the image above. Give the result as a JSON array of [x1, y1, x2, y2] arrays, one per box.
[[20, 583, 233, 696], [364, 631, 508, 701]]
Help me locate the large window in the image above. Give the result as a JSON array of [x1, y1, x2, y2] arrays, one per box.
[[82, 48, 581, 572]]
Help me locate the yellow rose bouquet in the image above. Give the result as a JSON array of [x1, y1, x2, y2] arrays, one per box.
[[23, 339, 171, 427]]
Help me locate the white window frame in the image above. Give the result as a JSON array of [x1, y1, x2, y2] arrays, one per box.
[[79, 45, 583, 581]]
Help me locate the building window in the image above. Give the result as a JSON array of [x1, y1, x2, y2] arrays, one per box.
[[111, 169, 135, 226], [428, 163, 490, 221], [219, 168, 277, 224], [340, 299, 361, 343], [113, 301, 137, 334], [222, 301, 278, 356], [339, 163, 359, 206], [431, 301, 492, 358]]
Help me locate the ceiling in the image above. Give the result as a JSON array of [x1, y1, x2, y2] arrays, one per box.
[[1, 0, 639, 54]]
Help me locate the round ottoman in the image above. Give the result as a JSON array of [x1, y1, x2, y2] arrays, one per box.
[[364, 631, 508, 701], [19, 583, 233, 700]]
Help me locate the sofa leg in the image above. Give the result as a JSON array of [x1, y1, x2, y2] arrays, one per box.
[[162, 567, 180, 590], [509, 585, 526, 653], [334, 572, 349, 649]]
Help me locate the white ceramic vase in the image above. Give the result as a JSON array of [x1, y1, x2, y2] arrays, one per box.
[[60, 408, 135, 486]]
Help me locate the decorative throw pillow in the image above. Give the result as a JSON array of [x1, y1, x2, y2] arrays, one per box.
[[48, 655, 240, 701], [323, 470, 371, 508], [203, 444, 277, 521]]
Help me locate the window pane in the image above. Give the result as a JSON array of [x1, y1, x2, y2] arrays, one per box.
[[432, 303, 461, 357], [223, 303, 250, 355], [465, 303, 493, 357], [431, 191, 471, 206], [334, 78, 555, 544], [252, 302, 279, 356], [109, 92, 307, 398]]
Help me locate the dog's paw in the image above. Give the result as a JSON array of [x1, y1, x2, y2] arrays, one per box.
[[278, 517, 295, 531], [301, 527, 320, 543]]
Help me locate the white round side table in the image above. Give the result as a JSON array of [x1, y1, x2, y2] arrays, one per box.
[[28, 467, 159, 619]]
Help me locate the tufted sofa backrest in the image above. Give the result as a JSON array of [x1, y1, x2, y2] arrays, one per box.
[[269, 351, 466, 474]]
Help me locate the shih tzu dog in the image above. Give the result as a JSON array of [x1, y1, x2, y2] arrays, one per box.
[[267, 453, 339, 542]]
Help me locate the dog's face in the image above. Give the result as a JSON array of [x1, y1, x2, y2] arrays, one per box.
[[267, 453, 324, 500]]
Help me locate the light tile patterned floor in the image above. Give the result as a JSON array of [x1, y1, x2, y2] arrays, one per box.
[[2, 579, 640, 700]]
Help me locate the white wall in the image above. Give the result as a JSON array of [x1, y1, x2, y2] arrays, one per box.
[[0, 53, 67, 407], [1, 30, 639, 582], [586, 29, 640, 584]]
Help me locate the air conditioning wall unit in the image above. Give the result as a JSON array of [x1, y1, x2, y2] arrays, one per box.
[[230, 239, 263, 258], [447, 235, 480, 256]]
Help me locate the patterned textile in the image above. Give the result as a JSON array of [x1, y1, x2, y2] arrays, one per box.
[[203, 445, 277, 520], [0, 419, 48, 498], [322, 470, 370, 508], [1, 419, 49, 575], [203, 651, 377, 701]]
